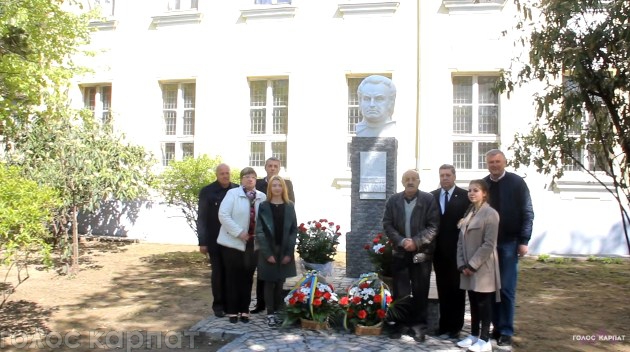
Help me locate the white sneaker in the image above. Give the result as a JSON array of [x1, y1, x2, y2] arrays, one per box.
[[457, 335, 478, 348], [468, 339, 492, 352]]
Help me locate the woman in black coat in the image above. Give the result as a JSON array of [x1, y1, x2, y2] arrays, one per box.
[[255, 175, 298, 328]]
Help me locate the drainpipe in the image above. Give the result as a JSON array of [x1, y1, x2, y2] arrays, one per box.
[[415, 0, 421, 169]]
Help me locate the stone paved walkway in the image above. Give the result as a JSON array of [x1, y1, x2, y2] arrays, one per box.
[[189, 265, 511, 352]]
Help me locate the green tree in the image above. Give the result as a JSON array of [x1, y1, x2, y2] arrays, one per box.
[[500, 0, 630, 253], [157, 155, 240, 237], [10, 112, 156, 274], [0, 0, 93, 144], [0, 164, 60, 306]]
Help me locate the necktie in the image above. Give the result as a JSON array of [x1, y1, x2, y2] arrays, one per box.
[[443, 191, 449, 213]]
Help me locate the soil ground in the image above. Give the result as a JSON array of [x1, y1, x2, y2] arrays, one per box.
[[0, 242, 629, 351], [0, 241, 227, 351]]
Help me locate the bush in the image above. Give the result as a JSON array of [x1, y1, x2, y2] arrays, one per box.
[[156, 155, 239, 236], [0, 165, 60, 267]]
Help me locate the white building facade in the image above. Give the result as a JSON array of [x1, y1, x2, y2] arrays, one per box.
[[71, 0, 628, 255]]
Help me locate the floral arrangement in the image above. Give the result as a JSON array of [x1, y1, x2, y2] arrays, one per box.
[[340, 273, 393, 328], [364, 233, 393, 277], [296, 219, 342, 264], [284, 271, 340, 323]]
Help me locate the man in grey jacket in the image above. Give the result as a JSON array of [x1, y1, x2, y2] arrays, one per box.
[[383, 169, 440, 342]]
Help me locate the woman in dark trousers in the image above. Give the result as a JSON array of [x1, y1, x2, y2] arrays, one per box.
[[217, 167, 266, 323], [255, 175, 298, 327], [456, 180, 501, 352]]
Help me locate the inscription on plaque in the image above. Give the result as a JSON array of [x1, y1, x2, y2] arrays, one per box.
[[359, 151, 386, 200]]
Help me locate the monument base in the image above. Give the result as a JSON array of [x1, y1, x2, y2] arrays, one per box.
[[346, 137, 397, 278]]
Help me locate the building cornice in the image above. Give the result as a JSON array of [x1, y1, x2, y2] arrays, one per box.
[[337, 1, 400, 17]]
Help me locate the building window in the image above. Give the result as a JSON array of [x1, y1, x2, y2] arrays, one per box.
[[161, 82, 196, 165], [452, 75, 500, 170], [167, 0, 198, 11], [83, 85, 112, 124], [85, 0, 114, 17], [248, 78, 289, 168], [162, 143, 175, 166], [561, 76, 610, 173]]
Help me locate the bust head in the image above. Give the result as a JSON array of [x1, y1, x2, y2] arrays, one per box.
[[356, 75, 397, 137]]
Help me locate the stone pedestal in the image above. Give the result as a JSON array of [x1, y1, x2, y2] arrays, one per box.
[[346, 137, 397, 278]]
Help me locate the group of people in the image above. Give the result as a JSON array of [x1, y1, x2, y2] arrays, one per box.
[[197, 157, 297, 328], [196, 148, 533, 349], [383, 150, 533, 352]]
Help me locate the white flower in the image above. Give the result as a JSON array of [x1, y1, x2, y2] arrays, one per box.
[[372, 243, 385, 254]]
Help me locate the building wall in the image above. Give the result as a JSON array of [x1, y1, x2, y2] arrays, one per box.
[[71, 0, 629, 255]]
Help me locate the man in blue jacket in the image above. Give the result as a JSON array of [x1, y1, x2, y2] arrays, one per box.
[[483, 150, 534, 347]]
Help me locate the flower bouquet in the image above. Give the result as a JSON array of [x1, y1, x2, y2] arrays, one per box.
[[364, 233, 393, 277], [340, 272, 393, 334], [296, 219, 342, 276], [283, 271, 340, 328]]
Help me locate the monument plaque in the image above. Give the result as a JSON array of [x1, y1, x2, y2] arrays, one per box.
[[359, 151, 386, 200]]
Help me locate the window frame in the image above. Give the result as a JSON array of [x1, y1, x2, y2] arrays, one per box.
[[451, 74, 501, 170], [160, 81, 196, 166], [82, 84, 112, 124], [247, 78, 289, 170]]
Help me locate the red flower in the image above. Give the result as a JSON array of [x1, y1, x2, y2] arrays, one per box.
[[315, 289, 323, 298], [352, 296, 362, 304], [297, 292, 306, 302], [348, 309, 354, 317], [377, 309, 386, 319], [289, 297, 297, 305], [373, 294, 382, 303], [372, 238, 379, 244], [315, 222, 322, 229], [339, 296, 349, 306], [378, 247, 385, 253], [329, 222, 335, 226], [364, 244, 370, 250], [313, 298, 322, 306], [357, 310, 367, 319], [386, 295, 393, 304], [359, 282, 369, 289], [376, 233, 383, 239], [323, 292, 331, 300]]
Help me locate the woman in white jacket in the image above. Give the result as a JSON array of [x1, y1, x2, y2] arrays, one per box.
[[217, 167, 266, 323]]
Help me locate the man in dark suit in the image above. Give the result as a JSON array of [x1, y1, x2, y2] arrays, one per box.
[[197, 163, 238, 317], [250, 157, 295, 314], [431, 164, 470, 339]]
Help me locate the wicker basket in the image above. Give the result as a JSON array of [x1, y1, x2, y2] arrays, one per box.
[[355, 322, 383, 336], [300, 318, 328, 330]]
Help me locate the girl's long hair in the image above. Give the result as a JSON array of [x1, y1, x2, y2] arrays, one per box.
[[267, 175, 291, 204]]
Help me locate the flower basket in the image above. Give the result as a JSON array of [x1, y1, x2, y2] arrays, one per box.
[[340, 273, 393, 331], [297, 219, 341, 266], [284, 271, 339, 326], [300, 259, 334, 277], [364, 233, 393, 277], [355, 322, 383, 336], [300, 318, 328, 330]]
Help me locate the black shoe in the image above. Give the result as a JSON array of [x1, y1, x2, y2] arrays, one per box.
[[492, 330, 501, 340], [410, 326, 426, 342], [214, 311, 225, 318], [240, 314, 250, 323], [448, 331, 461, 339], [498, 335, 513, 346], [250, 307, 265, 314], [228, 315, 238, 324]]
